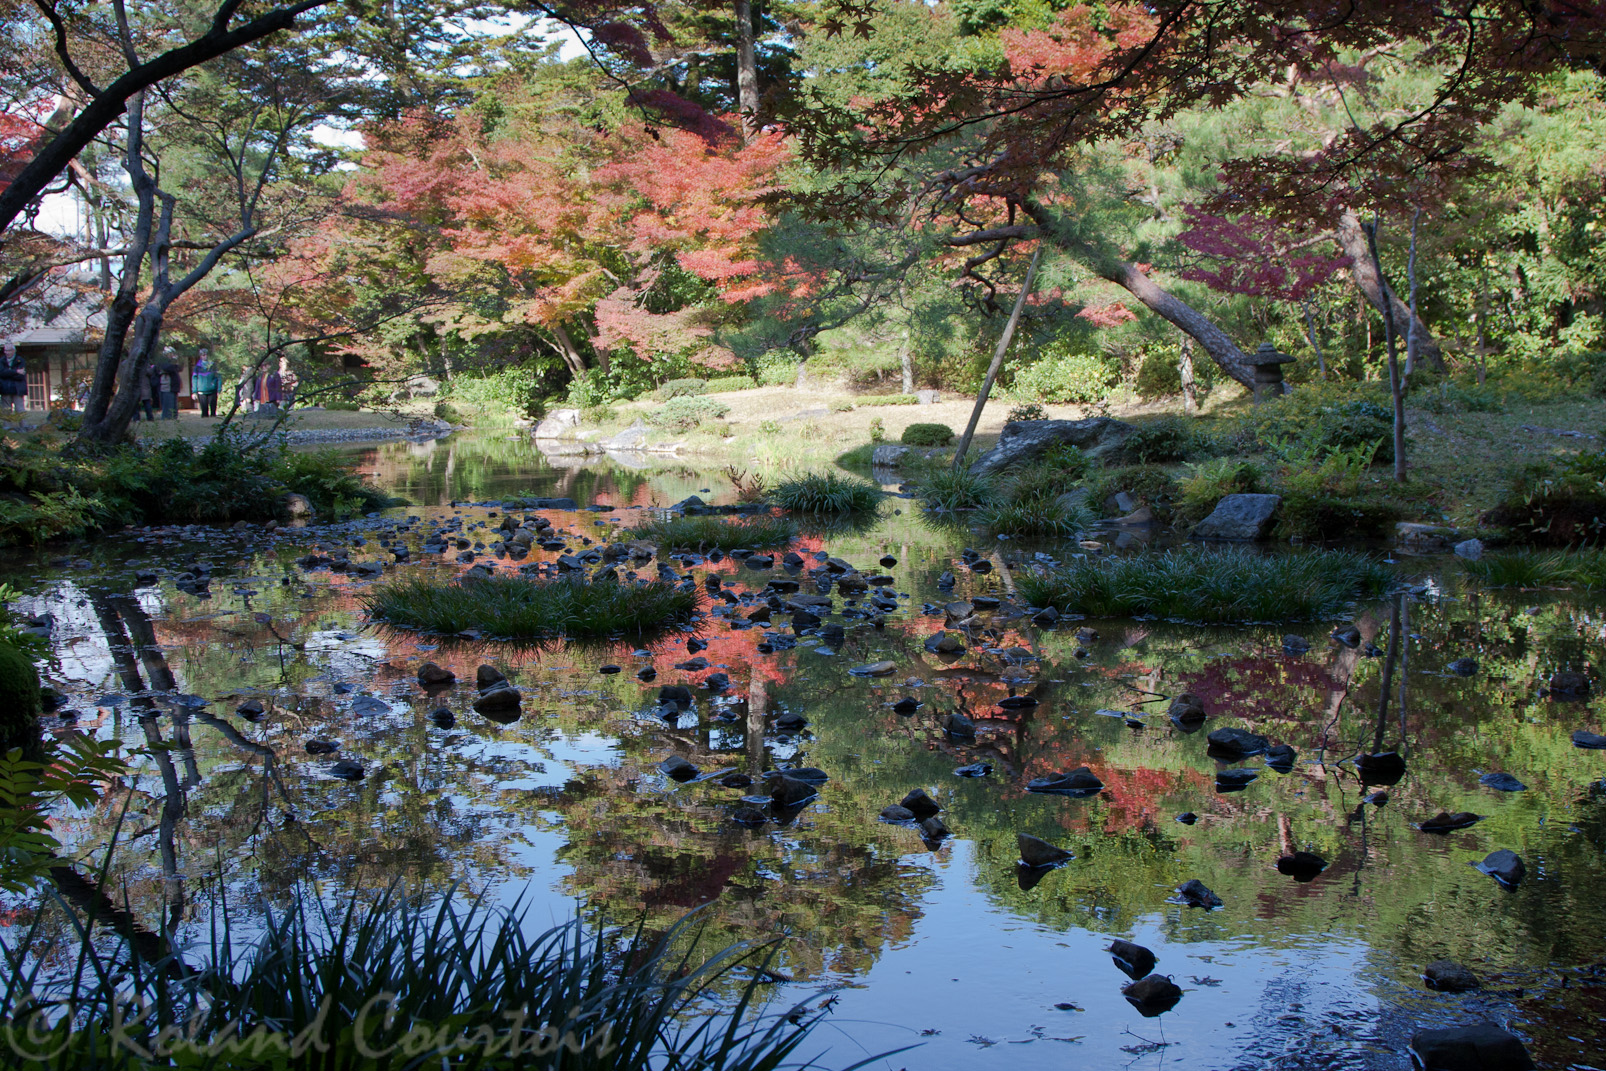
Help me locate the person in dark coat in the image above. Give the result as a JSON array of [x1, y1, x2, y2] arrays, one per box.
[[155, 350, 179, 419], [0, 342, 25, 413]]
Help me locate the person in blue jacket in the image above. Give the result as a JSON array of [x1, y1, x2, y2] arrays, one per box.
[[192, 348, 221, 417]]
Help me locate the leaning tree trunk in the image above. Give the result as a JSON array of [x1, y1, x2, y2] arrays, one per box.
[[1097, 258, 1255, 389], [1337, 208, 1445, 373]]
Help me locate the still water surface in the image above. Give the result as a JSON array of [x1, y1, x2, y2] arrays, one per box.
[[10, 433, 1606, 1069]]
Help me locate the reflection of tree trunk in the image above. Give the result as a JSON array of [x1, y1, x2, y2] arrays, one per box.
[[746, 676, 768, 773], [48, 865, 192, 979], [1317, 612, 1378, 749], [138, 714, 186, 929], [109, 594, 176, 693], [1374, 596, 1403, 754], [1278, 813, 1294, 855]]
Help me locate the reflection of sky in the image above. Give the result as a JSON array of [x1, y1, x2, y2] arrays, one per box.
[[808, 839, 1381, 1071]]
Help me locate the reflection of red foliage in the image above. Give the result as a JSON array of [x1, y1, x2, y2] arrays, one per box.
[[1178, 655, 1339, 728]]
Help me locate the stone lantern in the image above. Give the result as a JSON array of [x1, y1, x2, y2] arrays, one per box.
[[1250, 342, 1296, 404]]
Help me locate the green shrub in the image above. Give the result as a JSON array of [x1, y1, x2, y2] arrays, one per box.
[[368, 575, 699, 640], [1133, 347, 1219, 400], [656, 377, 709, 400], [755, 354, 797, 387], [703, 374, 757, 392], [1009, 346, 1118, 404], [831, 399, 855, 412], [580, 403, 619, 423], [1007, 403, 1046, 422], [321, 398, 361, 411], [0, 488, 104, 545], [1119, 414, 1220, 463], [1253, 384, 1395, 463], [1177, 458, 1265, 523], [0, 642, 41, 755], [626, 513, 798, 550], [1484, 455, 1606, 546], [857, 393, 919, 406], [869, 417, 886, 442], [1413, 379, 1504, 414], [901, 422, 954, 446], [1018, 546, 1394, 623], [439, 364, 542, 419], [770, 471, 882, 513], [646, 395, 730, 431], [1084, 464, 1179, 515]]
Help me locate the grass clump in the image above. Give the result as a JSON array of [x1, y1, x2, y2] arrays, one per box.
[[916, 465, 994, 511], [646, 396, 730, 432], [1483, 450, 1606, 546], [1018, 546, 1393, 623], [1462, 549, 1606, 588], [1176, 458, 1265, 523], [367, 575, 699, 640], [770, 471, 882, 513], [1117, 414, 1221, 463], [856, 393, 919, 406], [627, 513, 797, 550], [900, 422, 953, 446], [977, 494, 1094, 538], [703, 374, 757, 392], [655, 377, 708, 400], [2, 884, 829, 1070]]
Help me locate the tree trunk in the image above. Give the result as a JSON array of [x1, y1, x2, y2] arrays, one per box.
[[954, 248, 1039, 469], [733, 0, 760, 141], [1178, 336, 1198, 415], [1096, 258, 1255, 389], [897, 285, 913, 393], [1337, 208, 1444, 373], [1364, 218, 1408, 483], [549, 323, 588, 377]]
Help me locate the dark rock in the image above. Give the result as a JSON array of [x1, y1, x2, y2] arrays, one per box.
[[1331, 625, 1362, 648], [329, 760, 365, 781], [784, 766, 830, 784], [1447, 658, 1479, 677], [1206, 726, 1269, 759], [1423, 960, 1481, 993], [1191, 493, 1282, 541], [1408, 1025, 1534, 1071], [997, 695, 1038, 710], [880, 555, 898, 568], [473, 685, 522, 719], [924, 631, 966, 655], [429, 708, 456, 729], [1479, 771, 1527, 792], [1282, 634, 1311, 655], [1168, 693, 1207, 726], [1026, 766, 1103, 795], [475, 665, 507, 689], [1264, 744, 1297, 772], [880, 804, 916, 822], [712, 769, 754, 788], [1032, 606, 1061, 628], [1176, 812, 1198, 825], [968, 418, 1135, 478], [236, 699, 266, 721], [599, 664, 621, 675], [1473, 849, 1525, 888], [305, 739, 340, 755], [770, 776, 819, 807], [1122, 975, 1183, 1017], [661, 755, 699, 782], [1173, 879, 1223, 909], [1275, 852, 1327, 881], [849, 660, 898, 677], [731, 807, 769, 827], [919, 816, 949, 840], [891, 696, 919, 714], [954, 762, 992, 778], [937, 571, 955, 589], [1074, 626, 1099, 645], [1549, 670, 1591, 697], [417, 662, 456, 687], [637, 666, 657, 682], [703, 672, 730, 693], [1108, 939, 1157, 981], [900, 788, 941, 819], [659, 685, 695, 708], [1421, 811, 1483, 833], [1357, 750, 1407, 786], [942, 712, 976, 740], [1017, 833, 1073, 868], [674, 656, 709, 671], [775, 711, 808, 732], [1573, 729, 1606, 749], [1215, 768, 1260, 792]]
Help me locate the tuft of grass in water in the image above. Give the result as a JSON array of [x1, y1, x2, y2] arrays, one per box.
[[1017, 546, 1393, 623], [976, 493, 1095, 538], [915, 466, 994, 511], [626, 513, 797, 551], [769, 471, 882, 514], [1462, 549, 1606, 588], [366, 575, 699, 640], [3, 882, 840, 1070]]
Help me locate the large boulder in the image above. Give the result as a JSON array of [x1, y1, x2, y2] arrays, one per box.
[[872, 444, 912, 467], [968, 418, 1134, 478], [533, 408, 582, 439], [1192, 493, 1282, 541], [605, 420, 649, 450], [1408, 1025, 1534, 1071], [0, 643, 42, 755]]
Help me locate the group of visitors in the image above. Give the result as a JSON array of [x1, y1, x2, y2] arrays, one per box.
[[0, 341, 25, 413]]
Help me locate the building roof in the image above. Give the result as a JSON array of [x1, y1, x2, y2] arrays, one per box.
[[2, 270, 106, 349]]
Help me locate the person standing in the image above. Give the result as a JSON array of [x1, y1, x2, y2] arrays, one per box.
[[0, 342, 25, 413], [137, 363, 156, 421], [156, 351, 179, 420], [192, 349, 221, 417]]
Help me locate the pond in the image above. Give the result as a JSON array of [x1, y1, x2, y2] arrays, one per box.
[[7, 432, 1606, 1069]]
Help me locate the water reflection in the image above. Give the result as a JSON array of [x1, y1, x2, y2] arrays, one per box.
[[6, 444, 1606, 1069]]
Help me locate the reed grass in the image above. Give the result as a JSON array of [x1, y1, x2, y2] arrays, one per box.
[[626, 513, 797, 550], [1018, 546, 1393, 623], [366, 576, 699, 640], [2, 883, 845, 1070], [1461, 549, 1606, 588], [769, 472, 882, 514]]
